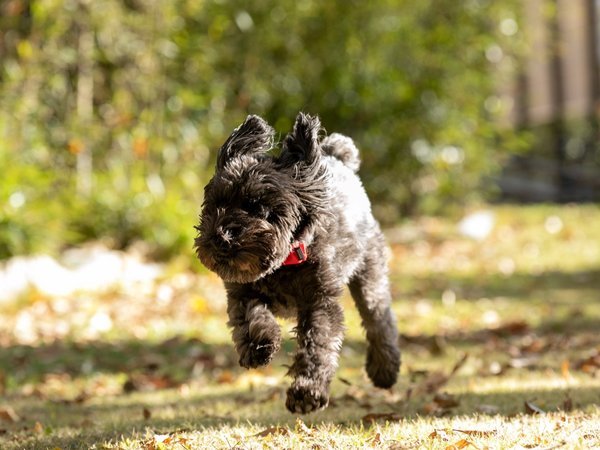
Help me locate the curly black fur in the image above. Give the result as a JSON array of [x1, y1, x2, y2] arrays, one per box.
[[195, 113, 400, 414]]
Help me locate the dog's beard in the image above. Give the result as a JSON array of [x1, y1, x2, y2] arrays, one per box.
[[195, 222, 290, 283]]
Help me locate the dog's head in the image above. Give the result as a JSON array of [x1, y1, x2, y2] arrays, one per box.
[[194, 113, 328, 283]]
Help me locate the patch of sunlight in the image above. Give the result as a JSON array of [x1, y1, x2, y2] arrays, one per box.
[[466, 375, 600, 395]]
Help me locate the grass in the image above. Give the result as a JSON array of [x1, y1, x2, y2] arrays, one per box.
[[1, 204, 599, 449]]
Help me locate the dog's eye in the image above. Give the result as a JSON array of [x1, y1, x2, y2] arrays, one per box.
[[242, 199, 272, 220], [242, 199, 261, 215]]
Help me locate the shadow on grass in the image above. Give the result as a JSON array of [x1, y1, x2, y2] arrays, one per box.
[[6, 380, 600, 449], [1, 267, 599, 448], [1, 267, 598, 388], [397, 268, 600, 302]]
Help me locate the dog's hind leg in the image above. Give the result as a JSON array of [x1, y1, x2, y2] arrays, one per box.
[[348, 234, 400, 388], [226, 292, 281, 369]]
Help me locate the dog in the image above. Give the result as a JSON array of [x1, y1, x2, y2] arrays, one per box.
[[194, 113, 400, 413]]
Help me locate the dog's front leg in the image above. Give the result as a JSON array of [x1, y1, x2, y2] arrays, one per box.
[[226, 294, 281, 369], [286, 298, 344, 414]]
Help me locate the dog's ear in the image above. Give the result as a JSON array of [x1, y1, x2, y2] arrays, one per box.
[[280, 112, 322, 165], [216, 115, 275, 169]]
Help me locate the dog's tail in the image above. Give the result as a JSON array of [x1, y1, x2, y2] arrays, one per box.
[[321, 133, 361, 173]]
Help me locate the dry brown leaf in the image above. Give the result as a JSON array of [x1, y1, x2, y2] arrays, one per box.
[[429, 429, 451, 441], [371, 432, 382, 444], [561, 359, 571, 379], [422, 402, 444, 416], [445, 438, 472, 450], [33, 421, 44, 433], [387, 442, 422, 450], [524, 400, 545, 415], [361, 412, 403, 424], [295, 418, 312, 435], [253, 426, 290, 437], [490, 320, 530, 336], [123, 374, 178, 392], [142, 433, 190, 450], [216, 370, 234, 384], [0, 406, 21, 423], [434, 392, 460, 408], [453, 428, 497, 437], [143, 407, 152, 420], [575, 351, 600, 374]]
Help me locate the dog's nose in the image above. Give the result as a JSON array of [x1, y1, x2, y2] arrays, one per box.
[[216, 224, 242, 248]]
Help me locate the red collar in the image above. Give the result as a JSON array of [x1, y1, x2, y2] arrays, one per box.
[[282, 241, 308, 266]]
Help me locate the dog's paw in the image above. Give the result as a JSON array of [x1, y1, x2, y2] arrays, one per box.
[[366, 344, 401, 389], [285, 381, 329, 414], [238, 340, 280, 369]]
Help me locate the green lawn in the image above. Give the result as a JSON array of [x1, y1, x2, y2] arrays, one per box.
[[1, 205, 599, 449]]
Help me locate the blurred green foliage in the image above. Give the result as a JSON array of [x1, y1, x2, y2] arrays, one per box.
[[0, 0, 523, 259]]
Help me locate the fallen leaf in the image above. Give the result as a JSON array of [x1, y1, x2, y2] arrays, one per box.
[[387, 442, 421, 450], [143, 407, 151, 420], [143, 433, 191, 450], [0, 406, 21, 423], [561, 359, 571, 380], [434, 392, 460, 408], [253, 426, 290, 437], [295, 418, 313, 435], [524, 400, 545, 415], [575, 350, 600, 374], [453, 428, 497, 437], [422, 402, 445, 416], [429, 429, 451, 441], [217, 370, 235, 384], [490, 320, 530, 336], [361, 412, 403, 424], [33, 421, 44, 433], [445, 438, 472, 450], [371, 432, 382, 444], [124, 374, 179, 393]]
